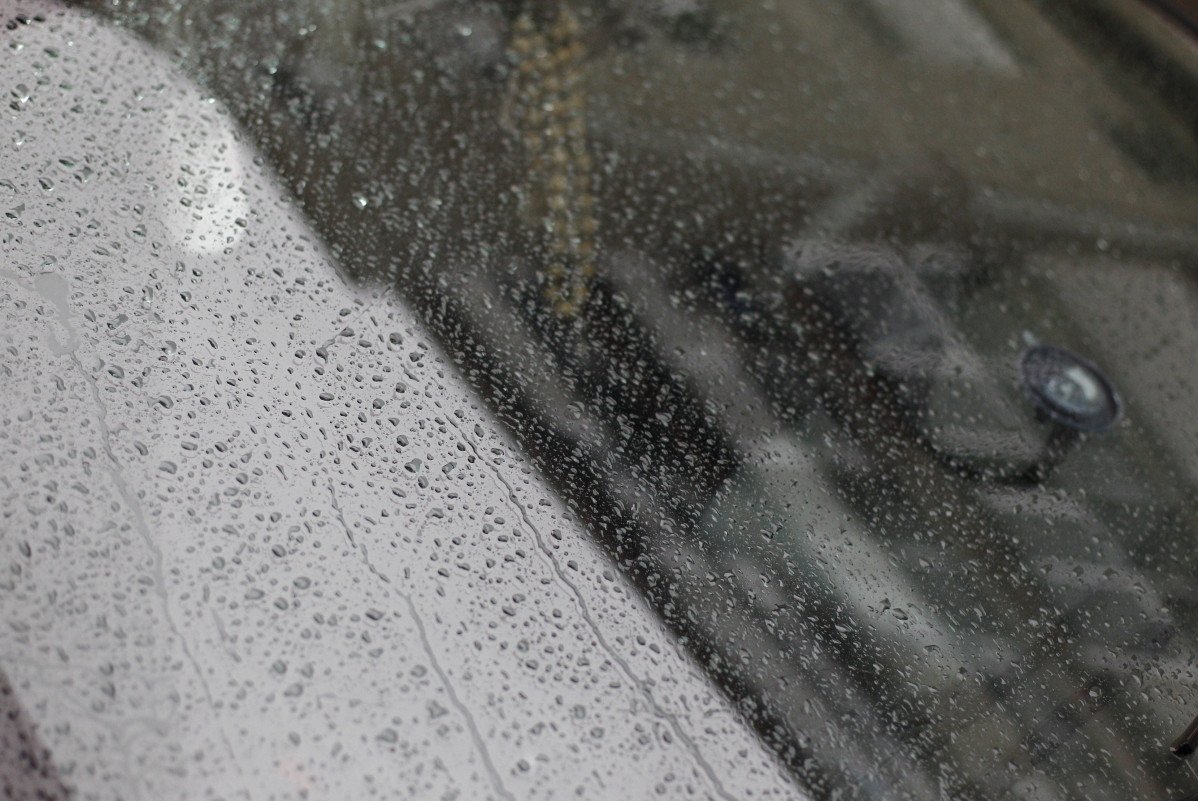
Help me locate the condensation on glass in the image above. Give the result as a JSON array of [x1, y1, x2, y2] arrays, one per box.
[[8, 0, 1198, 799], [0, 5, 796, 799]]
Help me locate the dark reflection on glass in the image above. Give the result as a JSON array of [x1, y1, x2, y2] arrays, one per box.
[[1171, 710, 1198, 758], [78, 0, 1198, 798], [0, 667, 71, 801]]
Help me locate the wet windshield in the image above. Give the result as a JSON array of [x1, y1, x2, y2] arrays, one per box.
[[49, 0, 1198, 797]]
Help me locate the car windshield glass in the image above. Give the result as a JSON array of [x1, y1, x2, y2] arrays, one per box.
[[60, 0, 1198, 797]]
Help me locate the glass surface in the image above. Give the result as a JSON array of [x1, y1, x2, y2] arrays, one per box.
[[1, 7, 796, 798], [51, 0, 1198, 797]]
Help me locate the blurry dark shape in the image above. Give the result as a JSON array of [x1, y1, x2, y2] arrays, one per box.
[[0, 668, 70, 801], [1171, 711, 1198, 757], [1142, 0, 1198, 38], [785, 240, 951, 405], [1020, 677, 1114, 766]]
